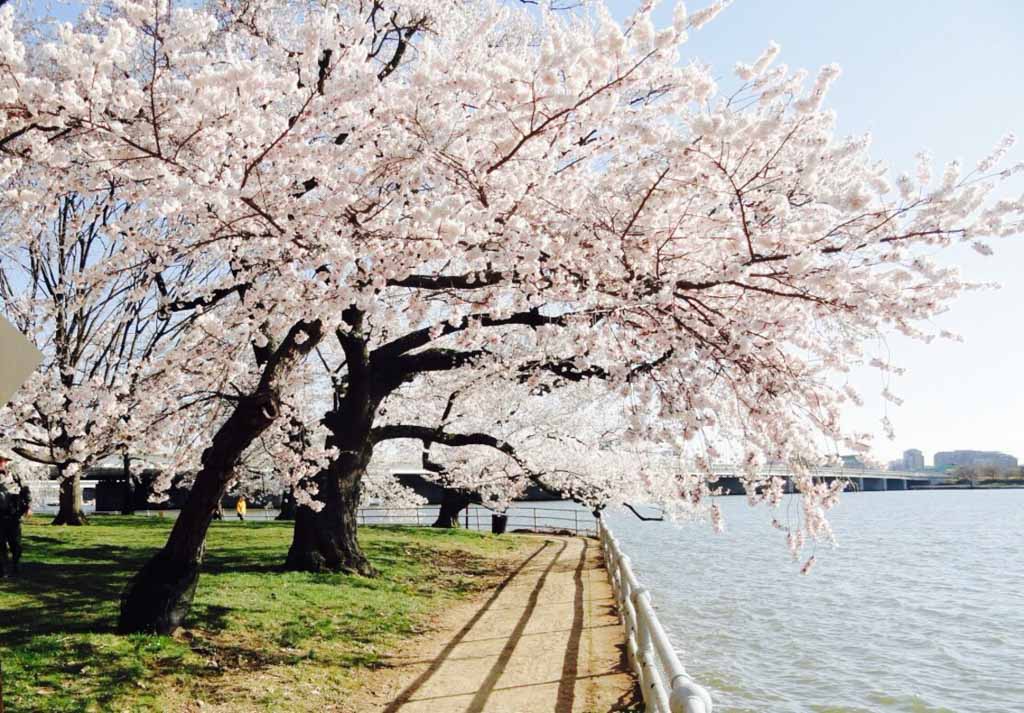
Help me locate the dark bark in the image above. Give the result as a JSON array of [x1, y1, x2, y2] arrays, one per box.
[[285, 461, 374, 575], [121, 455, 135, 515], [432, 489, 475, 528], [285, 304, 568, 572], [52, 470, 88, 525], [119, 399, 270, 633], [118, 320, 322, 635], [286, 310, 381, 575], [275, 487, 297, 520]]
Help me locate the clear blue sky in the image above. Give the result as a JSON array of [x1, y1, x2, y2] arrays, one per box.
[[605, 0, 1024, 465], [23, 0, 1024, 464]]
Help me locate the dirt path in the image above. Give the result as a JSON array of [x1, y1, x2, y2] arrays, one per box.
[[361, 535, 638, 713]]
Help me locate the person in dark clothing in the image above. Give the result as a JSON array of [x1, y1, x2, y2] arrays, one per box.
[[0, 457, 31, 577]]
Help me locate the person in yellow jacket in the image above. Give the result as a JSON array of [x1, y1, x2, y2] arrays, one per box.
[[235, 496, 247, 521]]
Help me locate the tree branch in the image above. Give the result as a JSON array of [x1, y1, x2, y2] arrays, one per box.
[[373, 308, 565, 362]]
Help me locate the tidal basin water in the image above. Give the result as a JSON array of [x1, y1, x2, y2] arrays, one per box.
[[605, 489, 1024, 713]]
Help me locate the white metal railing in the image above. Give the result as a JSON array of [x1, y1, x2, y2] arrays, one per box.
[[51, 502, 597, 535], [703, 463, 929, 479], [23, 479, 99, 513], [357, 504, 597, 536], [598, 517, 713, 713]]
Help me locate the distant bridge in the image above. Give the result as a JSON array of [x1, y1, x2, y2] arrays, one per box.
[[19, 462, 935, 515], [705, 464, 934, 494]]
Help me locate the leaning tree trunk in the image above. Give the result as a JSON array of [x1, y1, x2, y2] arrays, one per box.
[[52, 469, 88, 525], [118, 320, 322, 635], [432, 489, 475, 528], [118, 399, 272, 634], [285, 459, 375, 576]]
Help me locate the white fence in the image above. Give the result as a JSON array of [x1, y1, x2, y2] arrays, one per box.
[[358, 504, 596, 536], [23, 480, 99, 513], [598, 517, 713, 713], [29, 499, 597, 536]]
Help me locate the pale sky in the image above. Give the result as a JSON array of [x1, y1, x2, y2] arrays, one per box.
[[606, 0, 1024, 466], [22, 0, 1024, 465]]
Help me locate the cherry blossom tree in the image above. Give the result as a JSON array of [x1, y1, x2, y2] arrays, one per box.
[[0, 191, 194, 524], [370, 371, 680, 529], [2, 0, 1021, 635]]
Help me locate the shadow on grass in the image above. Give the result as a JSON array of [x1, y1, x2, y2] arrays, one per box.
[[1, 528, 281, 637], [0, 547, 142, 645], [1, 517, 520, 712]]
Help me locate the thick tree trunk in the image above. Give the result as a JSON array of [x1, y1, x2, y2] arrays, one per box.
[[432, 489, 474, 528], [118, 417, 256, 634], [118, 321, 322, 634], [52, 470, 88, 525], [286, 318, 381, 576], [285, 461, 374, 575], [119, 409, 271, 631]]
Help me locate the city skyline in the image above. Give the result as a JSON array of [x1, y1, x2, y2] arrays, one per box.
[[887, 446, 1018, 470]]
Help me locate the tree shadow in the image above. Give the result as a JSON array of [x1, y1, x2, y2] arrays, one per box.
[[381, 541, 552, 713], [2, 519, 568, 712], [0, 545, 146, 645]]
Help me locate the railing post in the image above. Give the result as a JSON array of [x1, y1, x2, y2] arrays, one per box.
[[618, 554, 632, 613], [601, 518, 713, 713], [669, 676, 714, 713]]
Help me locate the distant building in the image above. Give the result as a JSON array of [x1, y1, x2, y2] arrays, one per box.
[[840, 454, 866, 469], [933, 450, 1018, 471], [902, 449, 925, 471]]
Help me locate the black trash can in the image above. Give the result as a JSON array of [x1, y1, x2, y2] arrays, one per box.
[[491, 514, 509, 534]]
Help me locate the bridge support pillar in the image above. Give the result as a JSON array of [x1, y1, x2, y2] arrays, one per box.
[[862, 477, 885, 492]]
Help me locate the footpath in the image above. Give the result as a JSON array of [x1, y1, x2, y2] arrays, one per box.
[[366, 536, 638, 713]]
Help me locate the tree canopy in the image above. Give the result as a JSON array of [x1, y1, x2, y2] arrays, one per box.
[[1, 0, 1022, 628]]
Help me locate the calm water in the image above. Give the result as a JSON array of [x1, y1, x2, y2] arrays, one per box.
[[605, 490, 1024, 713]]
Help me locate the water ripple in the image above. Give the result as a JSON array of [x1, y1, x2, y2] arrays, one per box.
[[606, 490, 1024, 713]]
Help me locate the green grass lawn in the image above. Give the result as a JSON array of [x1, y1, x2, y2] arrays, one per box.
[[0, 515, 530, 712]]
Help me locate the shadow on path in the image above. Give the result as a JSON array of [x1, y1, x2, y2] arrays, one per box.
[[554, 538, 587, 713], [381, 541, 551, 713], [379, 536, 632, 713], [464, 540, 570, 713]]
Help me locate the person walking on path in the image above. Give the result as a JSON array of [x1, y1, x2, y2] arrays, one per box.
[[0, 456, 31, 577], [235, 496, 247, 521]]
